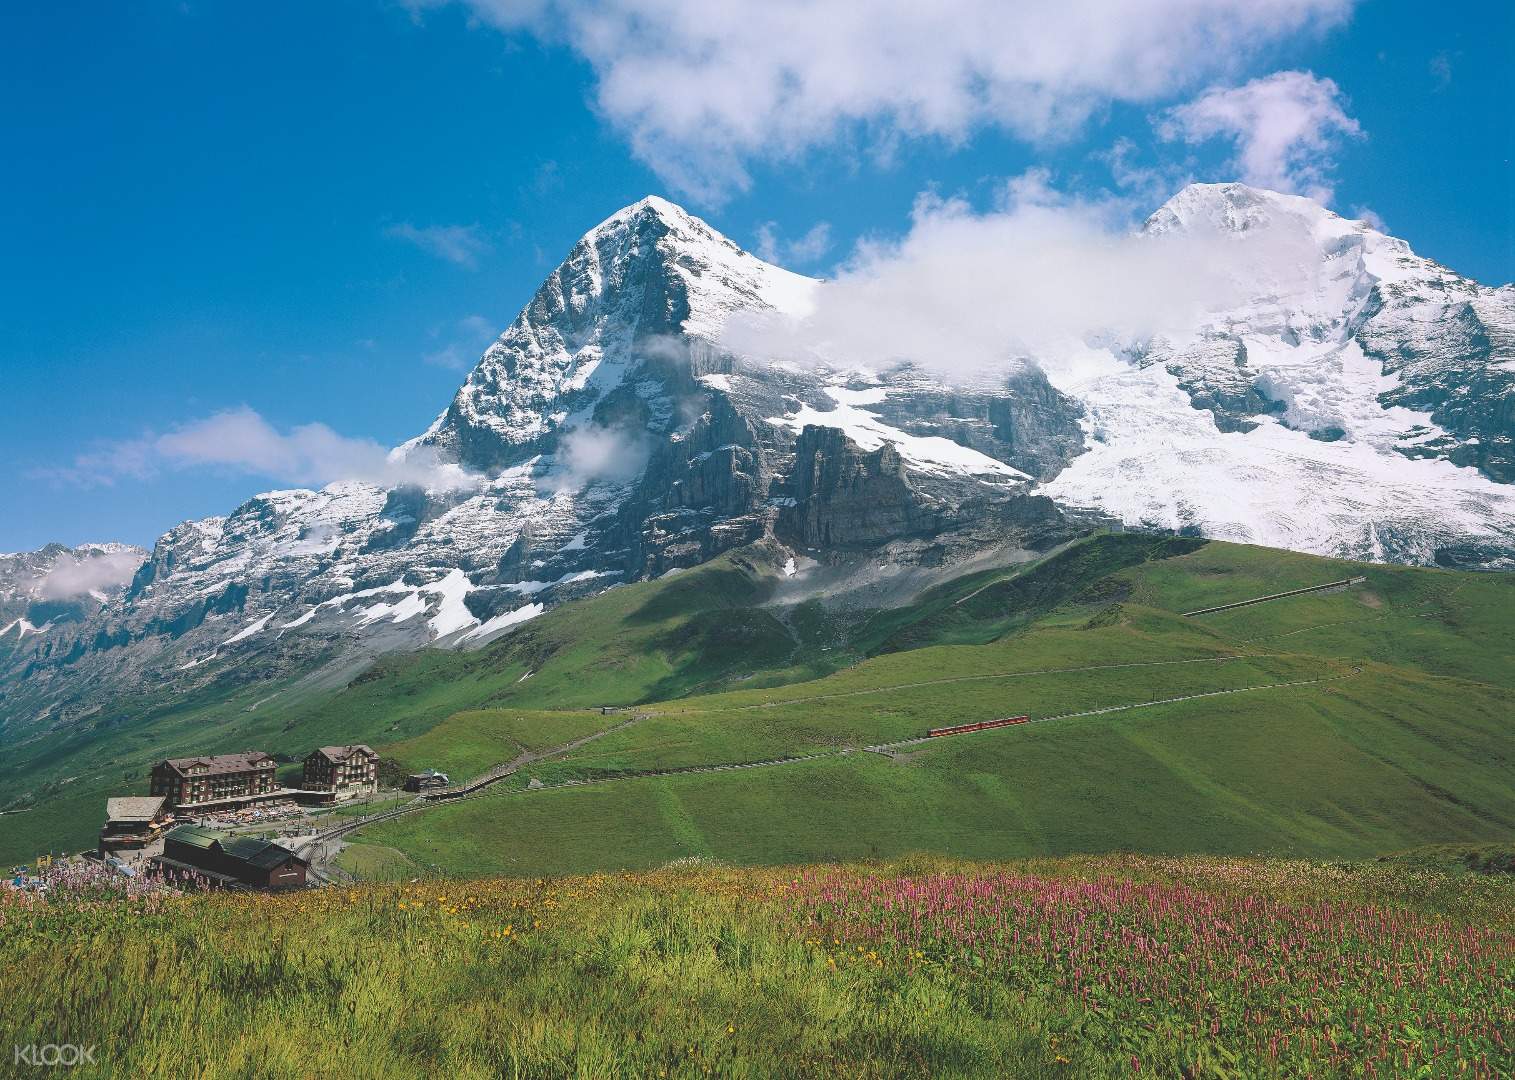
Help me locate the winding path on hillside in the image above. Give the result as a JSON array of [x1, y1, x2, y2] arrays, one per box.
[[707, 655, 1269, 712], [295, 660, 1362, 877]]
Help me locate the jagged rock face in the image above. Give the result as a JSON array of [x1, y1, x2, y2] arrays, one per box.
[[1359, 288, 1515, 481], [1135, 337, 1285, 434], [859, 364, 1086, 482], [0, 543, 145, 644], [781, 428, 941, 549], [5, 183, 1515, 738]]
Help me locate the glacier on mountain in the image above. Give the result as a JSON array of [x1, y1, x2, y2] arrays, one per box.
[[4, 183, 1513, 736]]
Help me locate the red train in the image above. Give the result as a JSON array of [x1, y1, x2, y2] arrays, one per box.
[[927, 715, 1030, 738]]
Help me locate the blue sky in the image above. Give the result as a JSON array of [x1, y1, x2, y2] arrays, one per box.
[[3, 0, 1511, 552]]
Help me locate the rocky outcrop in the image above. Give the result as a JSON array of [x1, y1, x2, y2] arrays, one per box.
[[862, 364, 1086, 481], [1360, 290, 1515, 481], [780, 426, 962, 549], [1152, 337, 1286, 434], [0, 543, 146, 643]]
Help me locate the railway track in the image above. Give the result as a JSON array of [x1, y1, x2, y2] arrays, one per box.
[[292, 716, 644, 860], [295, 661, 1363, 872], [1181, 577, 1368, 617]]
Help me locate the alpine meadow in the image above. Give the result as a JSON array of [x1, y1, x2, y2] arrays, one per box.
[[4, 2, 1512, 1077]]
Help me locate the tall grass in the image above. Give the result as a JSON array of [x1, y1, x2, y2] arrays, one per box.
[[3, 854, 1510, 1078]]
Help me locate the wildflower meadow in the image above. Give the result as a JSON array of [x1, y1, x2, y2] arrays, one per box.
[[792, 857, 1513, 1077], [1, 854, 1509, 1077]]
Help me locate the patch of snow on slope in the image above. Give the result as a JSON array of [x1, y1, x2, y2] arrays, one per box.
[[2, 618, 51, 638], [767, 386, 1030, 480], [506, 569, 617, 595], [280, 608, 317, 629], [421, 568, 478, 637], [222, 612, 274, 645], [354, 589, 428, 627], [461, 603, 544, 644]]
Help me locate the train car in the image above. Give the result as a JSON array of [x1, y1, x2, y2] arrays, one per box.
[[926, 715, 1030, 738]]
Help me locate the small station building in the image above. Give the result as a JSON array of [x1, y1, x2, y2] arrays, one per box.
[[154, 824, 308, 890], [98, 795, 174, 856]]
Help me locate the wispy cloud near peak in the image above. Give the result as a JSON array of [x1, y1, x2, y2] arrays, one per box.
[[1158, 71, 1362, 203], [386, 222, 492, 267]]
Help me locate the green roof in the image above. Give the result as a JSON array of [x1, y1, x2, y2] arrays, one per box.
[[163, 824, 305, 872], [222, 836, 305, 871], [164, 824, 222, 850]]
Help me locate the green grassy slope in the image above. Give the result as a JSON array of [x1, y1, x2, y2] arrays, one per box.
[[6, 534, 1512, 870], [360, 538, 1514, 874], [0, 548, 805, 864]]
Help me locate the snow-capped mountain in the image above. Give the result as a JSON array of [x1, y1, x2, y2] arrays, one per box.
[[1040, 184, 1515, 564], [0, 542, 146, 643], [4, 185, 1512, 736]]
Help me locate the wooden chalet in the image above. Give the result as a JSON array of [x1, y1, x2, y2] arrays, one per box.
[[404, 769, 450, 793], [99, 795, 173, 854]]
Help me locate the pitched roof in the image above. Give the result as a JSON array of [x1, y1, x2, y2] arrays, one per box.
[[164, 823, 222, 850], [105, 795, 167, 823], [312, 744, 377, 763], [222, 837, 307, 871], [158, 751, 274, 777], [163, 826, 307, 872]]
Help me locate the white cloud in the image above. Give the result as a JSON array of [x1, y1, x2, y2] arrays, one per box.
[[419, 0, 1355, 200], [722, 173, 1304, 383], [386, 222, 492, 267], [1099, 137, 1192, 207], [51, 408, 481, 493], [536, 423, 651, 494], [424, 314, 500, 370], [1158, 70, 1362, 203], [35, 550, 144, 601], [1352, 205, 1387, 232], [753, 220, 832, 266]]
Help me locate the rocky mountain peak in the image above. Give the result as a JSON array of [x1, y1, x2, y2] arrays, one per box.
[[5, 185, 1514, 742], [409, 197, 814, 474], [1145, 182, 1351, 237], [0, 541, 147, 640]]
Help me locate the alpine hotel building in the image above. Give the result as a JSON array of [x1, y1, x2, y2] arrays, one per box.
[[302, 744, 379, 800], [150, 751, 278, 809]]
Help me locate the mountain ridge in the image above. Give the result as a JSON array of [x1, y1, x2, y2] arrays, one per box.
[[3, 182, 1512, 745]]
